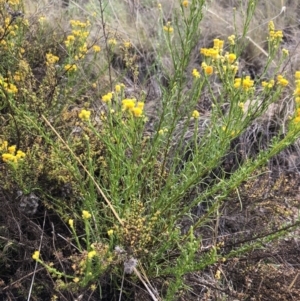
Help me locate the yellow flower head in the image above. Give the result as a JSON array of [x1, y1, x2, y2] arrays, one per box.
[[92, 45, 101, 53], [16, 150, 26, 159], [66, 35, 75, 42], [163, 22, 174, 34], [13, 72, 22, 82], [78, 109, 91, 121], [192, 110, 200, 118], [213, 39, 224, 50], [82, 210, 92, 219], [182, 0, 188, 8], [39, 16, 46, 23], [227, 53, 236, 63], [0, 140, 8, 151], [228, 35, 235, 45], [131, 107, 143, 117], [8, 145, 16, 154], [293, 116, 300, 125], [137, 101, 145, 110], [4, 83, 18, 94], [268, 21, 275, 32], [192, 68, 200, 78], [238, 102, 245, 111], [295, 71, 300, 80], [200, 48, 209, 56], [277, 75, 289, 87], [215, 269, 221, 280], [294, 88, 300, 97], [88, 250, 97, 259], [2, 153, 16, 163], [46, 53, 59, 65], [108, 38, 117, 46], [124, 41, 131, 48], [262, 79, 275, 89], [269, 30, 283, 41], [282, 48, 289, 56], [64, 64, 77, 72], [102, 92, 113, 102], [107, 229, 114, 236], [68, 219, 74, 228], [234, 76, 254, 91], [32, 251, 40, 261], [204, 65, 213, 76], [209, 49, 219, 58], [122, 98, 136, 110]]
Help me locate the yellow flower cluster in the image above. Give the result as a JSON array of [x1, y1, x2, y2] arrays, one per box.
[[13, 71, 23, 82], [8, 0, 20, 5], [122, 98, 144, 117], [213, 38, 224, 50], [262, 75, 289, 90], [158, 128, 168, 135], [46, 53, 59, 66], [269, 30, 283, 41], [63, 19, 91, 72], [32, 250, 40, 261], [192, 68, 200, 78], [78, 109, 91, 121], [294, 71, 300, 106], [182, 0, 188, 8], [228, 35, 235, 45], [262, 79, 275, 89], [82, 210, 92, 219], [114, 83, 125, 93], [277, 75, 289, 87], [292, 71, 300, 125], [192, 110, 200, 118], [64, 63, 77, 72], [108, 38, 117, 46], [64, 35, 76, 47], [227, 53, 236, 63], [107, 229, 114, 236], [0, 76, 18, 94], [201, 38, 224, 58], [70, 19, 91, 29], [2, 82, 18, 94], [102, 92, 113, 102], [282, 48, 289, 56], [200, 38, 239, 78], [123, 41, 131, 48], [87, 250, 97, 259], [200, 47, 219, 59], [268, 21, 283, 42], [38, 16, 46, 23], [163, 22, 174, 34], [234, 76, 254, 91], [92, 45, 101, 53], [201, 62, 213, 76], [1, 141, 26, 163]]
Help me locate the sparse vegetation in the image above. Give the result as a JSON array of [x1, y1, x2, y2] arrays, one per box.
[[1, 0, 300, 300]]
